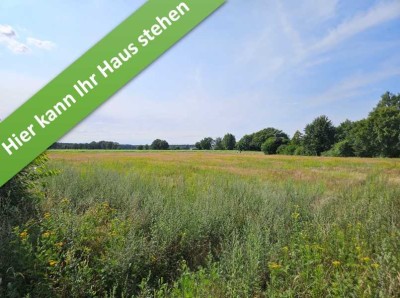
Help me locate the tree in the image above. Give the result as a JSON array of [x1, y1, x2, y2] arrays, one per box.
[[238, 128, 288, 151], [150, 139, 169, 150], [368, 93, 400, 157], [137, 145, 144, 150], [262, 137, 289, 155], [336, 120, 354, 142], [197, 137, 214, 150], [291, 130, 303, 146], [251, 128, 288, 151], [303, 115, 336, 156], [222, 133, 236, 150], [349, 119, 376, 157], [214, 137, 224, 150], [237, 134, 253, 151]]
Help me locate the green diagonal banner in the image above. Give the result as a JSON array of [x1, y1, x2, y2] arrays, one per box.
[[0, 0, 225, 187]]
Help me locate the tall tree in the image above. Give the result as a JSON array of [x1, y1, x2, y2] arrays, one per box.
[[222, 133, 236, 150], [214, 137, 224, 150], [151, 139, 169, 150], [303, 115, 336, 156], [196, 137, 214, 150], [368, 92, 400, 157]]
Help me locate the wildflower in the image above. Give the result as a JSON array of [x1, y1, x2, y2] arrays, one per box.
[[55, 242, 64, 248], [42, 231, 51, 238], [332, 260, 341, 267], [371, 263, 380, 269], [356, 246, 362, 252], [291, 212, 300, 220], [44, 213, 51, 219], [61, 198, 70, 205], [268, 262, 282, 270], [19, 230, 28, 240], [282, 246, 289, 253], [361, 257, 371, 263], [49, 260, 58, 267]]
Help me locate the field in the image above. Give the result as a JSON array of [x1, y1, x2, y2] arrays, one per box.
[[7, 151, 400, 297]]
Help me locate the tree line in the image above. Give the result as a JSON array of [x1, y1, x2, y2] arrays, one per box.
[[195, 92, 400, 158], [50, 140, 192, 151], [50, 92, 399, 157]]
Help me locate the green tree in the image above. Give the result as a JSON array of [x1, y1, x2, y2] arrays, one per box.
[[303, 115, 336, 156], [214, 137, 224, 150], [291, 130, 303, 146], [349, 119, 376, 157], [238, 128, 288, 151], [262, 137, 289, 155], [151, 139, 169, 150], [237, 134, 253, 151], [336, 120, 354, 142], [369, 92, 400, 157], [222, 133, 236, 150], [199, 137, 214, 150]]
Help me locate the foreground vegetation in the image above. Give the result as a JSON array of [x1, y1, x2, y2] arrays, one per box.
[[1, 151, 400, 297]]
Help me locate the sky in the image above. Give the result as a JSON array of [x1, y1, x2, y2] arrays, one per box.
[[0, 0, 399, 145]]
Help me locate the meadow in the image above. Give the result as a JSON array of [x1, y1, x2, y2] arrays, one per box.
[[3, 151, 400, 297]]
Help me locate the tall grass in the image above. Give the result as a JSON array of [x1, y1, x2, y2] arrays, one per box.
[[2, 152, 400, 297]]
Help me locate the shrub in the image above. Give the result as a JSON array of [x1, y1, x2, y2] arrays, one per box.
[[277, 144, 298, 155], [322, 140, 355, 157], [262, 137, 289, 155]]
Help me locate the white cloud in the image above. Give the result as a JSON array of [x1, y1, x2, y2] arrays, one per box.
[[312, 1, 400, 53], [308, 66, 400, 106], [0, 24, 30, 54], [0, 24, 16, 38], [0, 24, 56, 53], [27, 37, 56, 50]]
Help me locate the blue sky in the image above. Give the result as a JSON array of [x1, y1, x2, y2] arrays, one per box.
[[1, 0, 399, 144]]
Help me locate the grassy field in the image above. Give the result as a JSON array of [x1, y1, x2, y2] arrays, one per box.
[[7, 151, 400, 297]]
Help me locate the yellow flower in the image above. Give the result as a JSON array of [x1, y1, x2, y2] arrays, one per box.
[[282, 246, 289, 253], [42, 231, 51, 238], [361, 257, 371, 263], [371, 263, 380, 269], [44, 212, 51, 219], [55, 242, 64, 248], [19, 230, 28, 240], [49, 260, 58, 267], [332, 260, 341, 267], [356, 246, 362, 252], [268, 262, 282, 270], [291, 212, 300, 220], [61, 198, 70, 205]]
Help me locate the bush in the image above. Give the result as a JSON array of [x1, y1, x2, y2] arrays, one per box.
[[262, 137, 289, 155], [0, 154, 54, 297], [322, 140, 355, 157], [277, 144, 298, 155], [294, 146, 307, 156]]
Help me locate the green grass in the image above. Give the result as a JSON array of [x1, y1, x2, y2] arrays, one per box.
[[3, 151, 400, 297]]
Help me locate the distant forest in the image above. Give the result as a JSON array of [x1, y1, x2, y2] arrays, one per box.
[[50, 141, 193, 151], [50, 92, 400, 158]]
